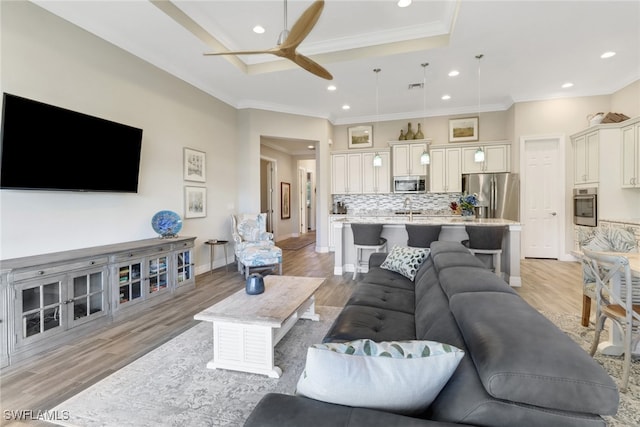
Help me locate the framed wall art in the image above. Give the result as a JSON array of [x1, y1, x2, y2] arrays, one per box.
[[348, 125, 373, 149], [449, 117, 479, 142], [184, 186, 207, 218], [281, 182, 291, 219], [183, 147, 206, 182]]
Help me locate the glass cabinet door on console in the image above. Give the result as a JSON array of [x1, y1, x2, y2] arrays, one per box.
[[69, 269, 107, 328], [117, 261, 143, 307], [175, 248, 194, 288], [148, 254, 169, 296], [14, 265, 107, 348], [18, 277, 64, 346]]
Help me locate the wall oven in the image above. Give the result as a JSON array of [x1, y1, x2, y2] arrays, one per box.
[[573, 187, 597, 227], [393, 176, 427, 193]]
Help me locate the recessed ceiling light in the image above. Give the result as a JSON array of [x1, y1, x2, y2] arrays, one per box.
[[397, 0, 412, 7], [342, 104, 350, 110], [252, 25, 265, 34], [448, 70, 459, 77], [601, 51, 616, 59], [562, 82, 574, 89], [441, 94, 451, 100], [327, 85, 337, 91]]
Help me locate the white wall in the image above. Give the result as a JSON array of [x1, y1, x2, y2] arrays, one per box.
[[0, 2, 238, 274], [260, 144, 296, 240], [237, 109, 331, 248]]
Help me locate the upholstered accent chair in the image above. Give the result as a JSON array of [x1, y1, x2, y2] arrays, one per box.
[[578, 226, 639, 327], [231, 213, 282, 279]]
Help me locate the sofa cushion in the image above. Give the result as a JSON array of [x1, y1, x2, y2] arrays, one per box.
[[365, 266, 416, 291], [323, 305, 416, 343], [431, 252, 486, 272], [438, 266, 517, 298], [244, 393, 466, 427], [381, 245, 430, 280], [296, 339, 464, 414], [346, 283, 415, 314], [449, 292, 619, 415], [430, 241, 472, 254]]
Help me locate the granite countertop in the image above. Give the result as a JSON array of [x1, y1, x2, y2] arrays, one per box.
[[600, 218, 640, 226], [334, 216, 519, 226]]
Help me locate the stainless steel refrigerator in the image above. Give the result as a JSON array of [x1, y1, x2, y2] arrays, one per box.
[[462, 173, 520, 221]]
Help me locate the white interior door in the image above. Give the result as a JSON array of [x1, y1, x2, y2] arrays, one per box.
[[522, 137, 563, 258]]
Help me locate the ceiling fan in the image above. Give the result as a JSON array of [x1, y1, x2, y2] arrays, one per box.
[[204, 0, 333, 80]]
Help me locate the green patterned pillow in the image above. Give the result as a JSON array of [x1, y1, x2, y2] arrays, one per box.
[[296, 339, 464, 414], [380, 245, 429, 280]]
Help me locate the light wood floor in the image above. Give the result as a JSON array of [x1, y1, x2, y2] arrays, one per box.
[[0, 238, 584, 426]]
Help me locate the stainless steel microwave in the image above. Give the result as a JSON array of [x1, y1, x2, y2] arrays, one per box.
[[573, 187, 597, 227], [393, 176, 427, 193]]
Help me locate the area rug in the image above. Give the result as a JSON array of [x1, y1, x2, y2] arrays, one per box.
[[50, 308, 639, 427], [51, 306, 341, 427], [277, 232, 315, 251], [541, 311, 639, 427]]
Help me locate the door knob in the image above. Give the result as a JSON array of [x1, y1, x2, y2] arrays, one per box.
[[551, 212, 557, 216]]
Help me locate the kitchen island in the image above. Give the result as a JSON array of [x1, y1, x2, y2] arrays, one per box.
[[333, 216, 522, 286]]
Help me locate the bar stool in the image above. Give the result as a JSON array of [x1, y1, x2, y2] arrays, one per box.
[[465, 226, 506, 276], [351, 223, 387, 280]]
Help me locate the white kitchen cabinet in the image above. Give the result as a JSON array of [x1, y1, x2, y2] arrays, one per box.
[[430, 147, 461, 193], [390, 141, 428, 176], [462, 144, 510, 173], [572, 131, 599, 185], [621, 119, 640, 188], [331, 153, 362, 194], [362, 151, 390, 194]]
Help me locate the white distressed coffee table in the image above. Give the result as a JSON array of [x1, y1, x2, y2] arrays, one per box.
[[194, 275, 324, 378]]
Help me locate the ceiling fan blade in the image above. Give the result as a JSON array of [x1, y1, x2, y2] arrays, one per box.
[[204, 49, 275, 56], [293, 53, 333, 80], [280, 0, 324, 50]]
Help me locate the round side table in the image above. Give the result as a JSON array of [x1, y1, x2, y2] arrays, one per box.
[[205, 239, 229, 273]]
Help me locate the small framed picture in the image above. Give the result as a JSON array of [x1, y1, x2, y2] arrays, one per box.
[[184, 186, 206, 218], [348, 125, 373, 149], [183, 148, 206, 182], [449, 117, 479, 142], [281, 182, 291, 220]]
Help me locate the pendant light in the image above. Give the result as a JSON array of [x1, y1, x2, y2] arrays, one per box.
[[474, 54, 485, 163], [419, 62, 430, 165], [373, 68, 383, 167]]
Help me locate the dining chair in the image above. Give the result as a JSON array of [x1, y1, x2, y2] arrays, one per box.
[[582, 248, 640, 392], [579, 226, 638, 326]]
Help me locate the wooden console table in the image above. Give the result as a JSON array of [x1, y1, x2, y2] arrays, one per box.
[[194, 275, 324, 378]]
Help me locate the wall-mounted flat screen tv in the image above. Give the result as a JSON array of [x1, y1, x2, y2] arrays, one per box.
[[1, 93, 143, 192]]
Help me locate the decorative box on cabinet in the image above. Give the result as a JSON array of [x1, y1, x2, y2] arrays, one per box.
[[430, 147, 461, 193], [362, 150, 390, 194], [389, 140, 430, 176], [0, 236, 196, 366], [462, 144, 510, 173], [621, 118, 640, 188]]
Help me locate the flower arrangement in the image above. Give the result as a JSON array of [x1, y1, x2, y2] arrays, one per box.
[[450, 193, 478, 216]]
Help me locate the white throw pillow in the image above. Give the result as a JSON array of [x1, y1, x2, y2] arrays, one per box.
[[380, 245, 430, 280], [295, 339, 464, 414]]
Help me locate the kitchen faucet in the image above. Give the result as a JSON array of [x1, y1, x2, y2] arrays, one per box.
[[404, 197, 413, 222]]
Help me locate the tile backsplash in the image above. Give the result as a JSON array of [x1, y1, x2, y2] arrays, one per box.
[[332, 193, 463, 215]]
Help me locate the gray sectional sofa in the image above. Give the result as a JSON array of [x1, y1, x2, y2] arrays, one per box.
[[244, 241, 619, 427]]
